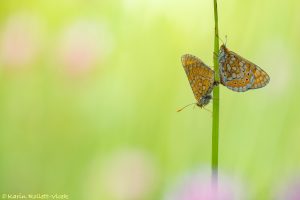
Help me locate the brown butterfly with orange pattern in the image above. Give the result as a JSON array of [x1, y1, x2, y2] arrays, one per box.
[[218, 44, 270, 92], [178, 54, 219, 112]]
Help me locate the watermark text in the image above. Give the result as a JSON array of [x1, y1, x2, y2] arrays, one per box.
[[1, 193, 69, 199]]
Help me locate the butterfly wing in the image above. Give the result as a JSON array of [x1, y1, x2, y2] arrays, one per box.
[[219, 48, 254, 92], [250, 65, 270, 89], [219, 45, 269, 92], [181, 54, 215, 101]]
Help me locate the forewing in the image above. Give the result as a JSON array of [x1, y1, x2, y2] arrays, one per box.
[[181, 54, 215, 101]]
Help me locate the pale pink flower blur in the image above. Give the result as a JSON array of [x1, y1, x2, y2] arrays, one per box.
[[275, 176, 300, 200], [164, 168, 246, 200], [83, 149, 158, 200], [57, 20, 113, 75], [0, 13, 42, 68]]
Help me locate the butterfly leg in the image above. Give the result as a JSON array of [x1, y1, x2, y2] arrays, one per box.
[[201, 106, 212, 113], [213, 81, 219, 86], [213, 52, 219, 60]]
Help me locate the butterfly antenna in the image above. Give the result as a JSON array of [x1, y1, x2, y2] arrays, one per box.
[[177, 103, 196, 112], [225, 35, 228, 46], [217, 35, 225, 45]]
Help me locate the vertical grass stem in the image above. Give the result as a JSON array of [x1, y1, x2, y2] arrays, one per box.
[[212, 0, 220, 179]]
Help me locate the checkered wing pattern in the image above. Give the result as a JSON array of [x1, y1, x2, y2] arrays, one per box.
[[219, 45, 270, 92], [250, 65, 270, 89], [181, 54, 215, 101]]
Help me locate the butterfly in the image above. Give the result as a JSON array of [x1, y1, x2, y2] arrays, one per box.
[[179, 54, 218, 111], [218, 44, 270, 92]]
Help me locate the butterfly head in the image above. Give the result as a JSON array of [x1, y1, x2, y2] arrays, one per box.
[[177, 95, 212, 112], [197, 94, 212, 108], [218, 45, 227, 65], [220, 44, 228, 52]]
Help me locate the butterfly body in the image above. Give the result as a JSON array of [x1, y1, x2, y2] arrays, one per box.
[[181, 54, 217, 107], [219, 44, 270, 92]]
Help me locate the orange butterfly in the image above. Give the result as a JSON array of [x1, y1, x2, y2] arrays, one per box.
[[219, 45, 270, 92], [179, 54, 218, 111]]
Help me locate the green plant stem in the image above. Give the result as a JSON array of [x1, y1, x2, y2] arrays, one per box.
[[212, 0, 220, 178]]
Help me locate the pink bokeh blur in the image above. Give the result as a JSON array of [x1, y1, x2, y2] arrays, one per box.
[[0, 13, 42, 68], [57, 20, 113, 75], [275, 175, 300, 200], [84, 149, 158, 200], [164, 168, 246, 200]]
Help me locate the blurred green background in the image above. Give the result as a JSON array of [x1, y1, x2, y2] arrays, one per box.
[[0, 0, 299, 200]]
